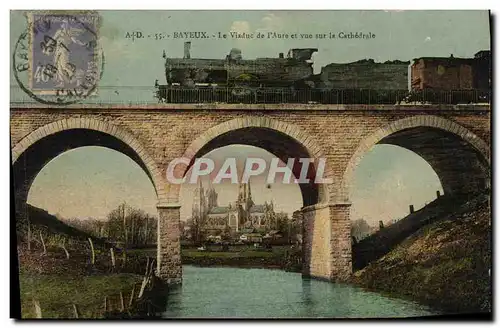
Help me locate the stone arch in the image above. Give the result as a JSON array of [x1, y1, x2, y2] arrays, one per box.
[[167, 117, 331, 207], [11, 117, 167, 205], [340, 115, 491, 202]]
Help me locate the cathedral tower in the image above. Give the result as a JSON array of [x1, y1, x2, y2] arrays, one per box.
[[237, 180, 255, 226], [192, 178, 206, 220], [206, 179, 218, 211]]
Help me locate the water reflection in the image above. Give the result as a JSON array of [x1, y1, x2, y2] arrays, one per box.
[[162, 266, 437, 319], [301, 277, 313, 311]]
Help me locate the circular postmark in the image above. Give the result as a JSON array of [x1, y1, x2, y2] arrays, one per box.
[[13, 11, 104, 105]]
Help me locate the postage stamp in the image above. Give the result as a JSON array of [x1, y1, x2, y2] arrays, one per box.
[[20, 11, 101, 100]]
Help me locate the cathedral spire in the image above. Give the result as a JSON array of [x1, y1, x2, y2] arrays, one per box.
[[208, 175, 214, 191], [246, 178, 254, 211], [206, 177, 218, 210], [192, 176, 205, 221], [238, 182, 246, 202], [247, 178, 252, 200]]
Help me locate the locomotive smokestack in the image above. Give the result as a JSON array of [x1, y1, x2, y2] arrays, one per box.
[[184, 41, 191, 59]]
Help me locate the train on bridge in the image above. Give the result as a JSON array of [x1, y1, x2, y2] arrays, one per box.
[[154, 42, 491, 105]]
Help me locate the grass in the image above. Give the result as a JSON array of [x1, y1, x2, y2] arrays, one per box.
[[16, 207, 151, 319], [128, 245, 294, 260], [17, 243, 295, 318], [19, 272, 142, 319], [353, 198, 491, 314]]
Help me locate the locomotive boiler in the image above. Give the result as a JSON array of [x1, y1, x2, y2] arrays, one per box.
[[156, 42, 319, 103]]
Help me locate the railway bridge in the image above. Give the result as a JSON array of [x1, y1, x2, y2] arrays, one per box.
[[10, 102, 491, 284]]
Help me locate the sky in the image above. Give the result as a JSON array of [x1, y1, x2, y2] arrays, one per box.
[[10, 10, 490, 102], [28, 144, 443, 226], [13, 10, 490, 226]]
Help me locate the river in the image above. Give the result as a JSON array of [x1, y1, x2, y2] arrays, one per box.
[[161, 265, 438, 319]]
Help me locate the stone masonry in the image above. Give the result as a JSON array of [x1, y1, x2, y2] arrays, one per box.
[[10, 103, 491, 283]]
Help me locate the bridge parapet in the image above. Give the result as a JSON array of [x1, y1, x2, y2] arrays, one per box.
[[9, 102, 491, 112]]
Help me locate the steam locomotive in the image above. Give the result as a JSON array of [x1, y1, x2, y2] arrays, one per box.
[[154, 42, 490, 105]]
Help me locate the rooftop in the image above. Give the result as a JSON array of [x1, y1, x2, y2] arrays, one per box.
[[250, 205, 266, 213], [208, 206, 231, 214]]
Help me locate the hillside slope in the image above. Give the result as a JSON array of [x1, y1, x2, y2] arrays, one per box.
[[16, 204, 109, 246], [353, 194, 491, 314], [15, 204, 115, 276], [352, 194, 460, 270]]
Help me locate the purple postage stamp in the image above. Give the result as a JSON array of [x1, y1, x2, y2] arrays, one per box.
[[28, 11, 101, 96]]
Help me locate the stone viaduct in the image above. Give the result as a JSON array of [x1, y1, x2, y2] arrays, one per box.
[[10, 103, 491, 284]]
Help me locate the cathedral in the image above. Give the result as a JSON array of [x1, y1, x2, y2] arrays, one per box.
[[191, 179, 277, 235]]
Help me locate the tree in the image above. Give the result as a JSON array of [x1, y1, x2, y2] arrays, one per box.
[[222, 225, 232, 241], [104, 203, 157, 247], [63, 217, 105, 238], [275, 212, 289, 232], [189, 215, 204, 245], [106, 203, 128, 244], [351, 218, 375, 241]]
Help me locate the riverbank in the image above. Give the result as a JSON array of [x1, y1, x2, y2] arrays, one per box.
[[16, 242, 151, 318], [129, 204, 491, 317], [129, 244, 302, 272], [20, 201, 489, 319], [19, 271, 141, 318], [183, 254, 285, 270], [351, 198, 491, 314], [183, 245, 301, 272]]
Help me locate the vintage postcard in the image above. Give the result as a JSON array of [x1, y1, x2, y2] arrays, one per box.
[[10, 10, 491, 319]]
